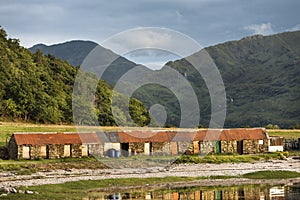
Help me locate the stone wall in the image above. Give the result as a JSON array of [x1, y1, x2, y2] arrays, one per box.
[[48, 144, 63, 159], [14, 144, 83, 159], [29, 145, 43, 159], [284, 139, 299, 151], [129, 142, 144, 155], [152, 142, 170, 156], [177, 142, 193, 154], [243, 140, 255, 154], [72, 144, 82, 158], [243, 139, 268, 154], [199, 141, 214, 154], [220, 140, 237, 154], [86, 144, 104, 157]]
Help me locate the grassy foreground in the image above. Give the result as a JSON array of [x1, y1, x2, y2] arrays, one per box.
[[0, 176, 228, 200], [1, 171, 300, 200], [173, 152, 292, 164], [243, 170, 300, 179], [268, 129, 300, 139], [0, 157, 107, 175], [1, 151, 298, 175]]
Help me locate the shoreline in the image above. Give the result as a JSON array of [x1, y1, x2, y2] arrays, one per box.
[[1, 158, 300, 188], [95, 177, 300, 193]]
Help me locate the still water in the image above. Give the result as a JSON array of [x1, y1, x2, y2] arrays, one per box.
[[84, 183, 300, 200]]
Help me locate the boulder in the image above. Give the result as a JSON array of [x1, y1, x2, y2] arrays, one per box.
[[10, 188, 17, 193], [25, 190, 34, 194]]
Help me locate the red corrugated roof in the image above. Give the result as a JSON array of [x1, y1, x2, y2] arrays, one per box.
[[219, 128, 267, 141], [197, 130, 223, 141], [78, 132, 102, 144], [12, 128, 268, 145], [171, 131, 197, 142], [13, 132, 82, 145], [119, 131, 177, 143]]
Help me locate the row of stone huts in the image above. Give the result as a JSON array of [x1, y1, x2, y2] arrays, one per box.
[[8, 128, 283, 159]]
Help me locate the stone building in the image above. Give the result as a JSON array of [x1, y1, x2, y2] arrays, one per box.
[[207, 128, 269, 154], [118, 130, 177, 156], [8, 128, 274, 159], [105, 128, 270, 156], [8, 132, 84, 159], [78, 132, 104, 157], [190, 128, 269, 154]]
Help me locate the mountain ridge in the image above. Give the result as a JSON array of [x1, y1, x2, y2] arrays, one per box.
[[29, 40, 142, 85], [28, 30, 300, 128]]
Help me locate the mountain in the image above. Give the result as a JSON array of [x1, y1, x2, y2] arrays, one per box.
[[0, 27, 150, 125], [29, 31, 300, 128], [29, 41, 138, 85], [151, 31, 300, 128], [29, 40, 97, 67]]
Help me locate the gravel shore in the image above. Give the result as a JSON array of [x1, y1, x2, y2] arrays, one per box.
[[1, 158, 300, 188]]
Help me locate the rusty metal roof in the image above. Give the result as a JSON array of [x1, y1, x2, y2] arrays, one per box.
[[171, 131, 198, 142], [219, 128, 268, 141], [118, 131, 177, 143], [13, 132, 82, 145], [78, 132, 102, 144], [117, 128, 267, 142], [195, 130, 222, 141], [12, 128, 268, 145]]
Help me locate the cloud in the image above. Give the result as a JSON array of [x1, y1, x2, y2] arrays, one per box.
[[1, 1, 299, 48], [102, 27, 202, 57], [287, 24, 300, 32], [124, 49, 181, 70], [244, 22, 274, 35]]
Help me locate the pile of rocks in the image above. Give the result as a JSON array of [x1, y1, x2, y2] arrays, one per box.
[[0, 186, 38, 197]]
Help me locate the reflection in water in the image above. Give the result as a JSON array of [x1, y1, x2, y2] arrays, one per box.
[[84, 182, 300, 200]]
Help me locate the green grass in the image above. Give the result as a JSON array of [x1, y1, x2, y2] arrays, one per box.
[[0, 176, 236, 200], [268, 129, 300, 139], [2, 152, 297, 174], [242, 170, 300, 179], [173, 153, 281, 164], [0, 157, 107, 174]]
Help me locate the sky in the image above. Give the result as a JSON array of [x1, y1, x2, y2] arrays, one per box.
[[1, 0, 299, 69]]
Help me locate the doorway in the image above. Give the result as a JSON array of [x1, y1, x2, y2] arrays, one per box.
[[237, 141, 243, 155], [121, 143, 129, 157], [46, 145, 50, 159]]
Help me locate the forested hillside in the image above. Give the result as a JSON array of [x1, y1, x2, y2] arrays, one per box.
[[0, 27, 150, 126], [28, 31, 300, 128], [164, 31, 300, 128]]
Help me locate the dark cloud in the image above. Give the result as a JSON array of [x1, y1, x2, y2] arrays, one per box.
[[0, 0, 299, 47]]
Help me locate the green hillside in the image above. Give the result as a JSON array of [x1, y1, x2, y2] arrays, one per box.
[[28, 30, 300, 128], [0, 27, 150, 126], [29, 41, 98, 67], [151, 31, 300, 128], [207, 32, 300, 128]]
